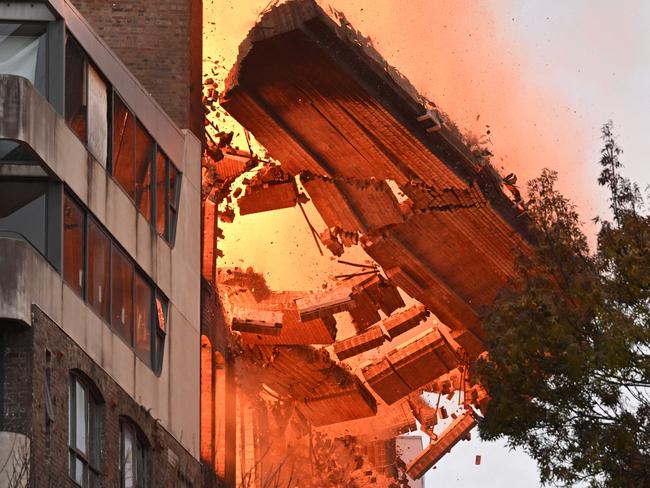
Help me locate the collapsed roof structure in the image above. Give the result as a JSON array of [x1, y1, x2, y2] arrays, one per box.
[[201, 0, 534, 484]]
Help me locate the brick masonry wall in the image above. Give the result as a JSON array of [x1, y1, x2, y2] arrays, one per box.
[[0, 306, 203, 487], [70, 0, 203, 138]]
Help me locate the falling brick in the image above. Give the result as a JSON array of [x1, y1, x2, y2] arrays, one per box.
[[295, 286, 354, 321], [231, 308, 283, 335], [333, 325, 386, 360], [406, 412, 477, 479], [364, 328, 458, 404], [383, 304, 428, 339], [237, 180, 299, 215]]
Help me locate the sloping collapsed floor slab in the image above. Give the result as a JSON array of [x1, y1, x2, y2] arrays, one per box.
[[220, 0, 534, 339], [211, 0, 535, 478]]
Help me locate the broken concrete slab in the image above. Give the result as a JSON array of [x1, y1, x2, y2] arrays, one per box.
[[231, 308, 283, 335]]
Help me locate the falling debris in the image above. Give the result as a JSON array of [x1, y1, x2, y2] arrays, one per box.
[[406, 412, 477, 479], [333, 325, 386, 360], [199, 0, 538, 484], [231, 308, 283, 335], [383, 304, 429, 339], [236, 165, 299, 215]]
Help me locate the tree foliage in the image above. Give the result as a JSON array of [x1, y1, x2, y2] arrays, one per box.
[[476, 121, 650, 487]]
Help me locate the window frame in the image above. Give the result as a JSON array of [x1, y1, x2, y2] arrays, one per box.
[[110, 91, 181, 246], [61, 187, 169, 373], [119, 418, 149, 488], [0, 20, 49, 97], [64, 32, 88, 144], [62, 191, 86, 298], [68, 373, 102, 487], [61, 31, 181, 248], [0, 176, 52, 260]]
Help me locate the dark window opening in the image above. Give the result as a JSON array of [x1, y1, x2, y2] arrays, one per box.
[[0, 179, 48, 255], [65, 35, 87, 143], [0, 22, 48, 96], [0, 140, 38, 164], [63, 193, 85, 296], [168, 164, 180, 244]]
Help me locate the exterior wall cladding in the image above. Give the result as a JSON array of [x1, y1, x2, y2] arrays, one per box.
[[71, 0, 203, 138], [0, 309, 202, 487]]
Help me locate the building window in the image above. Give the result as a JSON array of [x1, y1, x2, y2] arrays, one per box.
[[65, 35, 87, 143], [154, 148, 181, 243], [155, 149, 167, 238], [69, 374, 101, 487], [134, 122, 153, 220], [0, 139, 38, 163], [87, 218, 110, 321], [61, 188, 168, 372], [63, 193, 85, 296], [0, 22, 48, 96], [64, 32, 109, 165], [87, 64, 108, 165], [134, 273, 153, 365], [110, 93, 181, 245], [120, 420, 148, 488], [153, 294, 168, 374], [0, 179, 48, 255], [168, 164, 180, 243], [111, 246, 134, 344], [112, 94, 136, 199]]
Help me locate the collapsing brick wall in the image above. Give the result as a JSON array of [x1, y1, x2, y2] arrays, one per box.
[[363, 328, 459, 404]]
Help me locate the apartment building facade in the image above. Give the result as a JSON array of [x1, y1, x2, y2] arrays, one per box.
[[0, 1, 203, 486]]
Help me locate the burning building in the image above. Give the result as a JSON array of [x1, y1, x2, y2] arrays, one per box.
[[0, 0, 534, 487]]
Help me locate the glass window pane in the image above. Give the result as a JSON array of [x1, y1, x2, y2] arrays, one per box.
[[153, 295, 167, 374], [88, 220, 110, 321], [87, 65, 108, 166], [75, 381, 87, 454], [111, 247, 133, 344], [136, 437, 145, 488], [168, 164, 180, 243], [0, 22, 48, 96], [122, 424, 135, 488], [135, 123, 153, 221], [74, 456, 85, 485], [63, 193, 84, 296], [0, 139, 37, 163], [0, 180, 47, 254], [155, 149, 167, 238], [134, 273, 152, 365], [155, 295, 167, 333], [65, 35, 86, 143], [113, 95, 135, 199]]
